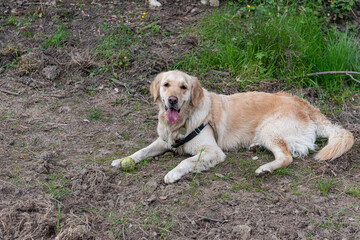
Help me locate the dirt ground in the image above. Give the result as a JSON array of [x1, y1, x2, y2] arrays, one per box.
[[0, 0, 359, 239]]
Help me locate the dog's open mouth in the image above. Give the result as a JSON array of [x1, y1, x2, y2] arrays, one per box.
[[165, 106, 180, 124]]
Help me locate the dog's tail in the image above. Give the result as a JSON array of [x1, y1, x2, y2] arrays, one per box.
[[311, 109, 354, 160]]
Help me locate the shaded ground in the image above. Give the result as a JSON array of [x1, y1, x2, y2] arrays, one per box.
[[0, 0, 359, 239]]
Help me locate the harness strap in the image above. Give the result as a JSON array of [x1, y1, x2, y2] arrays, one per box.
[[171, 123, 207, 148]]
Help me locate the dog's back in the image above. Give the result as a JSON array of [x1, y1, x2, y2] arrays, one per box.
[[208, 91, 354, 161]]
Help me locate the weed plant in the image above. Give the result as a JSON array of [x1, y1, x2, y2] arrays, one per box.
[[93, 24, 133, 75], [175, 1, 360, 93], [43, 24, 70, 48]]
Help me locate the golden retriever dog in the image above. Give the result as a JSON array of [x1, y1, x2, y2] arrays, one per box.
[[148, 0, 219, 7], [112, 70, 354, 183]]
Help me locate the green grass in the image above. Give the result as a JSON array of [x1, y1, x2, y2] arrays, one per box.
[[305, 206, 360, 236], [92, 24, 133, 75], [42, 24, 70, 48], [84, 208, 128, 238], [317, 178, 335, 196], [174, 2, 360, 93], [88, 108, 104, 120], [143, 210, 174, 238], [4, 15, 20, 26], [273, 167, 293, 177], [38, 174, 72, 200], [345, 186, 360, 198]]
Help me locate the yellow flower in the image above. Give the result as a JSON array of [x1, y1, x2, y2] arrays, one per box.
[[247, 4, 250, 8], [142, 16, 144, 18], [110, 6, 113, 9], [143, 12, 146, 15]]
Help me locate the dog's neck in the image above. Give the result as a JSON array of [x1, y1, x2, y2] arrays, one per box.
[[156, 89, 211, 148]]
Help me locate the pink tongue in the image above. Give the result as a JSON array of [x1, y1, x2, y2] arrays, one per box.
[[166, 108, 179, 124]]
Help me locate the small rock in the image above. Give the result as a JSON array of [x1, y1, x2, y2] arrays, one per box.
[[146, 194, 156, 203], [42, 65, 60, 80], [0, 67, 5, 74], [277, 181, 284, 185], [145, 180, 158, 192], [252, 156, 259, 160], [232, 225, 251, 240], [36, 151, 53, 161], [278, 227, 286, 237]]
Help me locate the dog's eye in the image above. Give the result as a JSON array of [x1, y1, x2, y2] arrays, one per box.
[[180, 85, 187, 90], [164, 83, 169, 87]]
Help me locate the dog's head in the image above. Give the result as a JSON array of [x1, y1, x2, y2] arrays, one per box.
[[150, 70, 204, 124]]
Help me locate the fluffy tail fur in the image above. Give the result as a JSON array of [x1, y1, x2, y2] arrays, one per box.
[[311, 110, 354, 160]]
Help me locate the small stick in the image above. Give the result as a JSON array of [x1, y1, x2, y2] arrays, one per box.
[[345, 73, 360, 84], [111, 78, 127, 87], [0, 88, 20, 95], [198, 215, 228, 223], [267, 71, 360, 84], [302, 71, 360, 84], [210, 70, 230, 76]]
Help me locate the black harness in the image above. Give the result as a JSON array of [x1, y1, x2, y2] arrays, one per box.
[[171, 123, 207, 148]]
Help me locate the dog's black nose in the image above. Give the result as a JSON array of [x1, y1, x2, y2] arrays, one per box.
[[168, 96, 178, 105]]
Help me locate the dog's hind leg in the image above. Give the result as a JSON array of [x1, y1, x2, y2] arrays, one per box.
[[164, 146, 226, 183], [255, 138, 293, 175]]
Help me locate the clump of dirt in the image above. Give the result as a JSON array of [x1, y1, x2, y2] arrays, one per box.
[[0, 199, 57, 239]]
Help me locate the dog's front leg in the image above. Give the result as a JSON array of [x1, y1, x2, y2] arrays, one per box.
[[111, 137, 168, 167], [164, 146, 226, 184]]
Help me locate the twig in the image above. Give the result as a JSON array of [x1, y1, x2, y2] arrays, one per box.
[[303, 71, 360, 84], [0, 88, 20, 95], [270, 71, 360, 84], [50, 94, 70, 99], [198, 215, 228, 223], [121, 110, 132, 117], [244, 207, 264, 222], [345, 73, 360, 84], [23, 2, 54, 6], [210, 70, 230, 76], [111, 78, 127, 87], [139, 20, 161, 31], [304, 70, 360, 77]]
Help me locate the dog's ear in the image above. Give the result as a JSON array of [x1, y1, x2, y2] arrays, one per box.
[[150, 72, 163, 102], [191, 77, 204, 107]]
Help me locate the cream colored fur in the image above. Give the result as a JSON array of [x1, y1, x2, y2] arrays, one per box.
[[112, 70, 354, 183]]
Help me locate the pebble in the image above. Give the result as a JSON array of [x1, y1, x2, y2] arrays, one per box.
[[42, 65, 60, 80], [232, 225, 252, 240]]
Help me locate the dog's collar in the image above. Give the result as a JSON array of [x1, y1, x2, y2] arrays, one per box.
[[171, 123, 207, 148]]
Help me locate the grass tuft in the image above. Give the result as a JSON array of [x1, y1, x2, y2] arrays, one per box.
[[175, 2, 360, 93], [43, 24, 70, 49]]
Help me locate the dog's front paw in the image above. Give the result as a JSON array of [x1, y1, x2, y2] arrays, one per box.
[[255, 164, 272, 176], [111, 159, 122, 167], [164, 169, 184, 184]]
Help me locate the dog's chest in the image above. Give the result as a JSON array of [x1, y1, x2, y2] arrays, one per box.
[[158, 123, 187, 150]]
